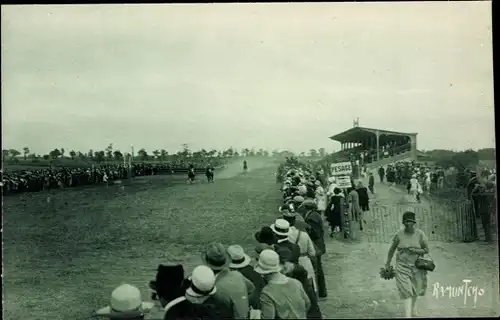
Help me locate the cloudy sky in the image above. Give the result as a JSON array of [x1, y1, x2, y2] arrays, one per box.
[[1, 3, 494, 155]]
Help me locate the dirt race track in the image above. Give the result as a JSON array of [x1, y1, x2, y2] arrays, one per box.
[[3, 158, 499, 319]]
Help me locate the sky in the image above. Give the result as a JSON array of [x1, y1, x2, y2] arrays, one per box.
[[1, 2, 495, 155]]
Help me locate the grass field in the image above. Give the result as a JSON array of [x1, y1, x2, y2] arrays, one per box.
[[3, 159, 280, 320]]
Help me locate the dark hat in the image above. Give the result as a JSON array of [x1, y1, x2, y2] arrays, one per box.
[[402, 211, 416, 223], [254, 226, 277, 245], [149, 264, 185, 302], [301, 199, 318, 210], [201, 243, 229, 271]]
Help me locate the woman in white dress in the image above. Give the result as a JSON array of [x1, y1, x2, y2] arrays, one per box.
[[315, 180, 327, 215], [408, 174, 422, 203]]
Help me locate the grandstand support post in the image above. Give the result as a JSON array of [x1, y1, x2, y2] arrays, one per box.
[[376, 130, 380, 161]]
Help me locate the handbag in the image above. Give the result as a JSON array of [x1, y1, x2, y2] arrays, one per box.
[[415, 254, 435, 272]]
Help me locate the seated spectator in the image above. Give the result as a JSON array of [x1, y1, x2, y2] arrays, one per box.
[[95, 283, 155, 320]]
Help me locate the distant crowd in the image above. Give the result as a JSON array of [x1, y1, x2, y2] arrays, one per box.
[[1, 160, 224, 195]]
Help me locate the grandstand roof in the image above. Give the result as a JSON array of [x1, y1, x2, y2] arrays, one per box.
[[329, 126, 417, 142]]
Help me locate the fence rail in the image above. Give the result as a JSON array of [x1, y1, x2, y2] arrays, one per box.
[[362, 201, 476, 243]]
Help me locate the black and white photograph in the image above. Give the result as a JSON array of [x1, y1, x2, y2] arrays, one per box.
[[2, 2, 497, 319]]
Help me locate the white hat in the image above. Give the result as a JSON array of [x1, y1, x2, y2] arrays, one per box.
[[227, 245, 251, 269], [186, 265, 217, 297], [254, 249, 281, 275], [270, 219, 290, 236], [297, 185, 307, 195], [95, 283, 154, 317]]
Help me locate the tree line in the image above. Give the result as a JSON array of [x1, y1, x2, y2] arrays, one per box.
[[2, 144, 330, 165]]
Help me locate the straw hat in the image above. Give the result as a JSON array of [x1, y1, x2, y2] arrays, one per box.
[[95, 284, 154, 318], [186, 265, 217, 297], [201, 243, 229, 271], [254, 249, 282, 275], [227, 245, 251, 269], [270, 219, 291, 237]]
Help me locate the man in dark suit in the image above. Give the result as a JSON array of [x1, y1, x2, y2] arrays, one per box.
[[270, 218, 301, 264], [299, 199, 327, 299]]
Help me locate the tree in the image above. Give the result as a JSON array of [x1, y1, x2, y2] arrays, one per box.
[[257, 149, 265, 156], [318, 148, 326, 158], [69, 150, 77, 160], [94, 150, 105, 163], [61, 148, 65, 158], [23, 147, 30, 160], [105, 144, 113, 160], [9, 149, 21, 160], [271, 149, 279, 157], [113, 150, 123, 161], [309, 149, 318, 158], [152, 149, 160, 160], [263, 150, 269, 157], [2, 149, 9, 161], [160, 149, 168, 161], [138, 148, 148, 161], [299, 152, 306, 157], [88, 149, 94, 159], [77, 152, 86, 160], [42, 154, 50, 160], [248, 148, 255, 157], [49, 149, 61, 160]]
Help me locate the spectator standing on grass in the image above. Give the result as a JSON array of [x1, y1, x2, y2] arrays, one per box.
[[378, 166, 385, 183], [270, 219, 301, 264], [314, 180, 327, 215], [282, 210, 318, 294], [164, 265, 232, 320], [299, 200, 327, 299], [201, 243, 254, 319], [255, 249, 311, 319], [95, 283, 155, 320], [275, 246, 322, 319], [326, 188, 344, 237], [368, 171, 375, 194], [356, 180, 369, 225], [227, 245, 266, 314], [385, 211, 430, 318]]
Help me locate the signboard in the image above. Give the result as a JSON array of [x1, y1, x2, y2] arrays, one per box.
[[330, 161, 353, 176], [336, 175, 352, 189]]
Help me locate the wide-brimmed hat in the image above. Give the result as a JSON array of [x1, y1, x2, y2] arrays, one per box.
[[402, 211, 416, 223], [185, 265, 217, 297], [254, 226, 277, 244], [95, 284, 155, 318], [201, 243, 229, 271], [270, 219, 291, 236], [254, 249, 282, 275], [227, 245, 251, 269]]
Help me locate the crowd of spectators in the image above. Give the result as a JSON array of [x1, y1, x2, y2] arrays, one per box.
[[94, 157, 328, 320], [1, 159, 225, 196]]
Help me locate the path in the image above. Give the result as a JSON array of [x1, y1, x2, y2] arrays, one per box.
[[319, 180, 499, 318]]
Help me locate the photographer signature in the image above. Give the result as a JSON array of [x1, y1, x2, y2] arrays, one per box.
[[432, 279, 485, 307]]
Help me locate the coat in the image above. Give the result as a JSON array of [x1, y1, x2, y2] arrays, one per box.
[[304, 210, 325, 256], [234, 265, 266, 310], [213, 269, 254, 319]]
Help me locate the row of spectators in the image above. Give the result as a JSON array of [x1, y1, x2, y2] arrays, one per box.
[[1, 160, 224, 196], [94, 157, 328, 320]]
